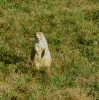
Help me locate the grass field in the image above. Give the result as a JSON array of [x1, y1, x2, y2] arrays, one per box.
[[0, 0, 99, 100]]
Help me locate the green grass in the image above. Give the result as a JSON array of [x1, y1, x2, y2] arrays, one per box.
[[0, 0, 99, 100]]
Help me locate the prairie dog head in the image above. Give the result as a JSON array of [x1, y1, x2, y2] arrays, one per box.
[[34, 32, 46, 42]]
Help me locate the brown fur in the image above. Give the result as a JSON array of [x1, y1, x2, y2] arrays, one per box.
[[31, 32, 52, 69]]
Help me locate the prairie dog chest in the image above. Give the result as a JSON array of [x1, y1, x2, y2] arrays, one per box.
[[35, 41, 45, 50], [35, 40, 46, 55]]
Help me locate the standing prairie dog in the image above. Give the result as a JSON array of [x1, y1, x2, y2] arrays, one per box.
[[31, 32, 52, 69]]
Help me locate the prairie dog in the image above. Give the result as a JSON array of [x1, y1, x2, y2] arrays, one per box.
[[31, 32, 52, 69]]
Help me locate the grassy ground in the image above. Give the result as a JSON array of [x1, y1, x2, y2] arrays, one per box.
[[0, 0, 99, 100]]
